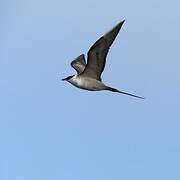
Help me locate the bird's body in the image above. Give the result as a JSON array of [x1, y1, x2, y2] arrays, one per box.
[[68, 75, 107, 91], [62, 20, 144, 99]]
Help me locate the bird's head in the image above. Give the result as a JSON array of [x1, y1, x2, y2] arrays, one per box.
[[62, 75, 74, 81]]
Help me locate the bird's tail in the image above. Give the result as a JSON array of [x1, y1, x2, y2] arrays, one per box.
[[106, 86, 145, 99]]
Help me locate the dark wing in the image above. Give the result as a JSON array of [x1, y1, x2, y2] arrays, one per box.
[[70, 54, 86, 74], [81, 20, 125, 81]]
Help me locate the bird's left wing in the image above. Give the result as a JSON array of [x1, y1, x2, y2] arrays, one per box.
[[81, 20, 125, 81], [70, 54, 86, 74]]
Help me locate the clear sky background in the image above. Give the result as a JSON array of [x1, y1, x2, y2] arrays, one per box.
[[1, 0, 180, 179]]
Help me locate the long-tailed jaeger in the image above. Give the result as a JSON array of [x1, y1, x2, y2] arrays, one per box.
[[62, 20, 144, 99]]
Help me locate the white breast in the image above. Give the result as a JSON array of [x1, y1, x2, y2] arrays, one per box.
[[68, 75, 106, 91], [69, 75, 86, 88]]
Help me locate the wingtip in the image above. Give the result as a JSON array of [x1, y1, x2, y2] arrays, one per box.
[[115, 19, 125, 29], [120, 19, 125, 25]]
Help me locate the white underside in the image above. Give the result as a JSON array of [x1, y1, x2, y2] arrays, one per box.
[[68, 75, 106, 91]]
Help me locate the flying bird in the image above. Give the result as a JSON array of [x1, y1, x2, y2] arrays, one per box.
[[62, 20, 144, 99]]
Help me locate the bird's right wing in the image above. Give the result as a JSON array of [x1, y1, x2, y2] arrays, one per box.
[[70, 54, 86, 74]]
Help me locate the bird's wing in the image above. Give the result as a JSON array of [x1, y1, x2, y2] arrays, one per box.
[[70, 54, 86, 74], [81, 20, 125, 81]]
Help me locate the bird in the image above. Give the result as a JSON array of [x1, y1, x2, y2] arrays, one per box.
[[62, 20, 144, 99]]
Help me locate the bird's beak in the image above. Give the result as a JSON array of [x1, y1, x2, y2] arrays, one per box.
[[62, 78, 66, 81]]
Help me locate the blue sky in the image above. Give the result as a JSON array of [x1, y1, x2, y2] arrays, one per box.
[[1, 0, 180, 179]]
